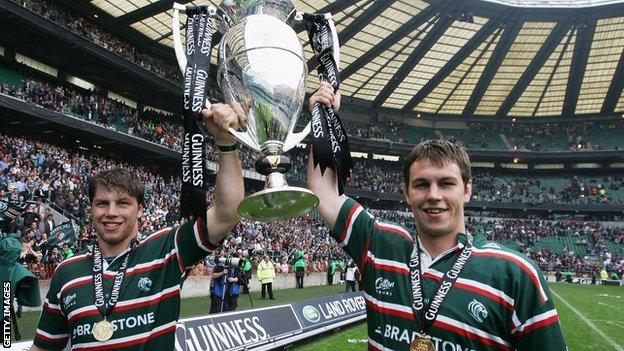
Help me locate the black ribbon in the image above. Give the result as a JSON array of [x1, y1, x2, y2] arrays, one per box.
[[409, 235, 473, 334], [180, 7, 215, 219], [304, 13, 353, 195], [91, 240, 138, 319]]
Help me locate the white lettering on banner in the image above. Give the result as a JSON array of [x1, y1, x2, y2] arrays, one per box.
[[190, 134, 204, 186], [72, 312, 155, 337], [311, 107, 324, 138], [382, 324, 476, 351], [185, 316, 267, 351], [192, 69, 208, 113], [320, 301, 345, 319], [182, 134, 191, 183]]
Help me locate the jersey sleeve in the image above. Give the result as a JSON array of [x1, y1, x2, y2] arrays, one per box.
[[174, 216, 218, 273], [329, 197, 375, 269], [33, 268, 70, 350], [511, 264, 567, 351]]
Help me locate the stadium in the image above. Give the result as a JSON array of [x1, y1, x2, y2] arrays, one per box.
[[0, 0, 623, 350]]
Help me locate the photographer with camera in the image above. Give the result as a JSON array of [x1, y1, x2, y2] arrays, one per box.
[[209, 258, 229, 314]]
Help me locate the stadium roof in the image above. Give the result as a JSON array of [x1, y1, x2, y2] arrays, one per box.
[[71, 0, 624, 119]]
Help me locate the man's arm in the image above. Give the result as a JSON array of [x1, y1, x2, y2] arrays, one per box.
[[202, 104, 245, 244], [307, 81, 347, 230]]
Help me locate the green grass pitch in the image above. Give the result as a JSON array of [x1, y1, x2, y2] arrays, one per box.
[[11, 283, 624, 350]]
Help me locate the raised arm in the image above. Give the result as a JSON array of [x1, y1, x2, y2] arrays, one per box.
[[202, 103, 245, 242], [307, 82, 347, 230]]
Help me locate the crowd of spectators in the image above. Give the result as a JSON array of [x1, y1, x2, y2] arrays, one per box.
[[12, 0, 180, 82], [1, 133, 623, 283], [3, 69, 624, 205]]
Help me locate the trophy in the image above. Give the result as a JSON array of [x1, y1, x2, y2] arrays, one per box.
[[173, 0, 319, 221]]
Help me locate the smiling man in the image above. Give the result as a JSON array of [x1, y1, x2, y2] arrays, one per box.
[[30, 104, 245, 351], [307, 85, 567, 351]]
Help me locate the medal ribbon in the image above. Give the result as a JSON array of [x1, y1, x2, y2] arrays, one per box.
[[303, 13, 353, 195], [180, 7, 214, 219], [409, 235, 473, 334], [92, 239, 138, 319]]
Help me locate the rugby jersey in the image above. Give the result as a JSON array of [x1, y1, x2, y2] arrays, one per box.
[[34, 217, 215, 350], [331, 198, 566, 351]]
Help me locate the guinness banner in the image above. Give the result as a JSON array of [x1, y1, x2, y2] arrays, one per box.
[[175, 292, 364, 351]]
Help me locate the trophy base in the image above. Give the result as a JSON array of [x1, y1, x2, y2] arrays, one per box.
[[238, 186, 319, 221]]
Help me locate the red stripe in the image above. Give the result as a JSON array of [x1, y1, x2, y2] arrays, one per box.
[[368, 259, 409, 275], [137, 228, 171, 249], [102, 253, 178, 278], [61, 277, 92, 296], [515, 314, 559, 337], [368, 342, 381, 351], [68, 309, 101, 324], [365, 299, 413, 320], [74, 324, 176, 351], [373, 223, 412, 241], [43, 302, 63, 315], [472, 251, 545, 302], [194, 217, 212, 250], [433, 320, 512, 351], [57, 254, 91, 270], [339, 204, 360, 243], [35, 332, 69, 344], [113, 289, 179, 313], [422, 273, 513, 311]]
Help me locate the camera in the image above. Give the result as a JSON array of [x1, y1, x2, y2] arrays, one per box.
[[216, 256, 243, 267]]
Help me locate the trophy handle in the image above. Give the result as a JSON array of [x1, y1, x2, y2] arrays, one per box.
[[228, 128, 261, 152], [172, 3, 187, 75], [283, 122, 310, 152]]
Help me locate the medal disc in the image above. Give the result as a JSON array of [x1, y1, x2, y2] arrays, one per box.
[[410, 337, 435, 351], [92, 319, 115, 341]]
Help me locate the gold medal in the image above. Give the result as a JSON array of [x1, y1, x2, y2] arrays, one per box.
[[410, 336, 435, 351], [92, 318, 115, 341]]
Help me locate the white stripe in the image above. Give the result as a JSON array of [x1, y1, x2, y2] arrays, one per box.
[[173, 226, 185, 277], [511, 308, 558, 334], [339, 205, 363, 247], [472, 247, 548, 302], [512, 311, 521, 330], [375, 221, 412, 239], [72, 321, 177, 349], [104, 248, 177, 277], [36, 329, 69, 340], [67, 285, 180, 321], [436, 314, 511, 347], [364, 292, 413, 315], [192, 219, 210, 252], [428, 269, 515, 307], [552, 290, 624, 351], [138, 227, 170, 247], [58, 275, 92, 299], [367, 252, 409, 273], [44, 299, 62, 312], [58, 252, 90, 267], [369, 337, 396, 351]]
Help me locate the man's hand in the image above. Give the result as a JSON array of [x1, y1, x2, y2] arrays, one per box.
[[202, 103, 247, 145], [309, 81, 341, 111]]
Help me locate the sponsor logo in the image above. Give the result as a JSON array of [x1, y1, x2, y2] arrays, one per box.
[[73, 312, 155, 337], [468, 299, 488, 323], [375, 278, 394, 296], [301, 305, 321, 323], [63, 293, 77, 309], [381, 324, 476, 351], [138, 277, 152, 292]]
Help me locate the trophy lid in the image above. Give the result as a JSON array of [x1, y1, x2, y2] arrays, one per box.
[[218, 0, 296, 26]]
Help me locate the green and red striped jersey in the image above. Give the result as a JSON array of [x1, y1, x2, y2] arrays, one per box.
[[34, 217, 215, 350], [331, 198, 566, 351]]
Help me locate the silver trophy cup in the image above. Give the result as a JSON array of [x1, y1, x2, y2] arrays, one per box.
[[173, 0, 318, 221]]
